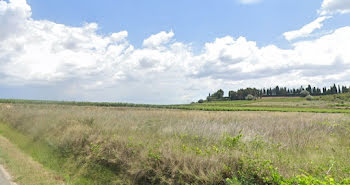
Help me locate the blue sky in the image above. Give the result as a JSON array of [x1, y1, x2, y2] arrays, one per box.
[[27, 0, 347, 48], [1, 0, 350, 103]]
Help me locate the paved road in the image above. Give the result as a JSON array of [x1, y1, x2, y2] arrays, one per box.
[[0, 166, 12, 185]]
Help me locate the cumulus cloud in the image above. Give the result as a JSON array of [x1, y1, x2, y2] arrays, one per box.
[[283, 0, 350, 41], [1, 0, 350, 103], [194, 27, 350, 82], [283, 16, 330, 41], [320, 0, 350, 15], [142, 31, 174, 48], [0, 0, 31, 40]]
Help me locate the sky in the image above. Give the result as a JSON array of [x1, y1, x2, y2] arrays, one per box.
[[0, 0, 350, 104]]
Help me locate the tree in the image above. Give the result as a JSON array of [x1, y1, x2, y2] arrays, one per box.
[[275, 86, 280, 95], [216, 89, 224, 99], [229, 91, 238, 100], [306, 85, 312, 94], [331, 84, 338, 94]]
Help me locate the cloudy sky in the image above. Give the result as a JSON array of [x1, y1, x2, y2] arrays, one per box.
[[0, 0, 350, 104]]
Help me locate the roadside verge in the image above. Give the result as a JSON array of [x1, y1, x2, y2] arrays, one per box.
[[0, 133, 64, 185]]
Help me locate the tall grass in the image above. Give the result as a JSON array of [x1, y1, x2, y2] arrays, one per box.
[[0, 104, 350, 184]]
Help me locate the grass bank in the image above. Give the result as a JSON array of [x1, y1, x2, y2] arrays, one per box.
[[0, 124, 64, 185], [0, 104, 350, 184]]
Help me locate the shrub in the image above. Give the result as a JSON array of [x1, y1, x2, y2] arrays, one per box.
[[223, 131, 243, 148], [300, 90, 310, 97], [306, 95, 313, 101], [198, 99, 204, 103], [245, 94, 256, 101]]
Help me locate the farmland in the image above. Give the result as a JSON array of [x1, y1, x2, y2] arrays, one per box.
[[1, 94, 350, 114], [0, 96, 349, 184]]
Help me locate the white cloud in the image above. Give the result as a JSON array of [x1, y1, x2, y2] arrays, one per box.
[[142, 31, 174, 48], [320, 0, 350, 15], [0, 0, 31, 40], [1, 0, 350, 103], [283, 0, 350, 42], [283, 16, 330, 41], [237, 0, 261, 4]]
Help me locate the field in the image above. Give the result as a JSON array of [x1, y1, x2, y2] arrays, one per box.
[[0, 97, 350, 184], [1, 95, 350, 114]]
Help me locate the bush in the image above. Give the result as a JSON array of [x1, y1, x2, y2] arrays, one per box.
[[306, 95, 313, 101], [245, 94, 256, 101], [300, 90, 310, 97], [198, 99, 204, 103]]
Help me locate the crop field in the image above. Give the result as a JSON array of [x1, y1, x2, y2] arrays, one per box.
[[183, 95, 350, 114], [1, 94, 350, 114], [0, 102, 350, 184]]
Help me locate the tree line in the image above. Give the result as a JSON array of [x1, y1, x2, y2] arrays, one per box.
[[205, 84, 350, 101]]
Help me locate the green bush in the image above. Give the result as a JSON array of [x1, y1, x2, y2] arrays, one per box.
[[300, 90, 310, 97], [245, 94, 256, 101], [223, 131, 243, 148], [306, 95, 313, 101]]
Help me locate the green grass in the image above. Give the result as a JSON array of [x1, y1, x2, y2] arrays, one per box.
[[0, 104, 350, 184], [2, 97, 350, 114], [259, 97, 305, 102], [0, 98, 166, 108], [315, 93, 350, 103], [0, 125, 64, 185], [0, 123, 123, 184], [0, 123, 64, 171], [184, 95, 350, 113], [176, 105, 350, 114]]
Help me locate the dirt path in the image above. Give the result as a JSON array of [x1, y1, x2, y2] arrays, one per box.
[[0, 165, 14, 185]]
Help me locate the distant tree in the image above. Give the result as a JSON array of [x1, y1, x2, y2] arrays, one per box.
[[229, 91, 238, 100], [322, 87, 327, 95], [198, 99, 204, 103], [207, 89, 225, 101], [332, 84, 338, 94], [275, 86, 280, 95], [202, 84, 349, 103], [306, 85, 312, 94], [216, 89, 224, 99]]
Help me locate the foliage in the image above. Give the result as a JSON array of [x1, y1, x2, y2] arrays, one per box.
[[316, 92, 350, 103], [245, 94, 255, 101], [0, 102, 350, 184], [300, 90, 310, 97], [223, 131, 243, 147], [306, 95, 313, 101], [203, 84, 350, 103]]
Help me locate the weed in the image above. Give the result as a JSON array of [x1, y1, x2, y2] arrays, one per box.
[[223, 130, 243, 148]]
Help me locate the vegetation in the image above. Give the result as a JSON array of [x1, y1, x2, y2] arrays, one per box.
[[316, 92, 350, 103], [205, 84, 350, 102], [0, 104, 349, 184], [245, 94, 256, 101], [0, 126, 64, 185], [300, 90, 310, 97], [306, 95, 313, 101], [1, 95, 350, 115]]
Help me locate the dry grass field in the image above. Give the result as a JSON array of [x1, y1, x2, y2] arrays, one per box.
[[0, 103, 349, 184]]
